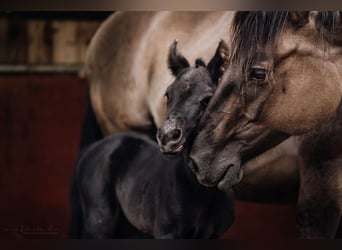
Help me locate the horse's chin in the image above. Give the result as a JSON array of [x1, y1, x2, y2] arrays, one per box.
[[215, 148, 273, 190], [193, 162, 243, 191]]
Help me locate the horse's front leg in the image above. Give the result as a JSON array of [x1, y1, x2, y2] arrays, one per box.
[[297, 159, 342, 238]]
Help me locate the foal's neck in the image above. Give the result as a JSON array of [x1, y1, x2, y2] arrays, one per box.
[[176, 148, 212, 192]]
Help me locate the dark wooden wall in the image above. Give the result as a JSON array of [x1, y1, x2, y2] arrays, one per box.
[[0, 12, 107, 238], [0, 12, 111, 65], [0, 75, 88, 238]]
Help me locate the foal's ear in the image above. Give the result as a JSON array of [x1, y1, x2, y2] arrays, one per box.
[[168, 40, 190, 76], [207, 39, 229, 86]]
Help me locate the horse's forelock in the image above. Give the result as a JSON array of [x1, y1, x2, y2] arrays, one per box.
[[230, 11, 289, 71], [316, 11, 342, 33], [231, 11, 342, 71]]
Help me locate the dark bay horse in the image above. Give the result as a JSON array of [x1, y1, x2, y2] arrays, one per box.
[[70, 43, 234, 238], [83, 11, 300, 204], [189, 11, 342, 238]]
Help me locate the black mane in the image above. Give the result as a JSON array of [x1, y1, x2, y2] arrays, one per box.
[[316, 11, 342, 33], [230, 11, 342, 69], [316, 11, 342, 46], [230, 11, 289, 69]]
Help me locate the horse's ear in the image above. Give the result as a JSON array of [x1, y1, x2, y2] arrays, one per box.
[[168, 40, 190, 76], [288, 11, 310, 28], [207, 39, 229, 86]]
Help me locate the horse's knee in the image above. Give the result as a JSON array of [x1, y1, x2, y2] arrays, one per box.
[[297, 197, 341, 238], [296, 199, 341, 238]]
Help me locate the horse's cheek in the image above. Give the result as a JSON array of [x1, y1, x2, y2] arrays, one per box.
[[264, 82, 340, 135]]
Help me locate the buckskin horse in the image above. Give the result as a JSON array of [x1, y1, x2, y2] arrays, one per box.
[[70, 41, 234, 238], [189, 11, 342, 238]]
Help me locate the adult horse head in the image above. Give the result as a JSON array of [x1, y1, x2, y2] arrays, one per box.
[[157, 40, 229, 155], [189, 11, 342, 190]]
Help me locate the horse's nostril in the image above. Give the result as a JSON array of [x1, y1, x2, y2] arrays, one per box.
[[170, 129, 181, 141]]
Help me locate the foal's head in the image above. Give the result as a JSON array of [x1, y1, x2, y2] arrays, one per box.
[[157, 40, 228, 156]]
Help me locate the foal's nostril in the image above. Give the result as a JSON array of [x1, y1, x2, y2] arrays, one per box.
[[170, 129, 182, 141]]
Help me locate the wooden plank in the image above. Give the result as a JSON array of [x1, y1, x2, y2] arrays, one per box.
[[27, 20, 53, 64], [0, 18, 102, 64], [6, 17, 28, 63], [52, 20, 78, 64], [0, 63, 84, 75], [76, 21, 101, 62]]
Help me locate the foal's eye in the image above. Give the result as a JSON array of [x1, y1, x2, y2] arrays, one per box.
[[249, 67, 267, 81]]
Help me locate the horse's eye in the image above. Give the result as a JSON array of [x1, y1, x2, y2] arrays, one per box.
[[249, 67, 266, 81], [200, 96, 211, 108]]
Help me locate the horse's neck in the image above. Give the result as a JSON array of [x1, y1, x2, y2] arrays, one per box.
[[242, 136, 301, 175]]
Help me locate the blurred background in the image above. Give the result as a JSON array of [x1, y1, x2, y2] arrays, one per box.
[[0, 11, 110, 238], [0, 11, 300, 239]]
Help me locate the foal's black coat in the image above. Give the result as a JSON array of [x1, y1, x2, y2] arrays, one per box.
[[69, 40, 234, 238], [72, 133, 234, 238]]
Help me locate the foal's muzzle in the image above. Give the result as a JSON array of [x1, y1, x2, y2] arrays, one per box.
[[157, 119, 185, 155]]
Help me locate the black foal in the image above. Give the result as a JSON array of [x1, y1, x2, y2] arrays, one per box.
[[70, 40, 234, 238]]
